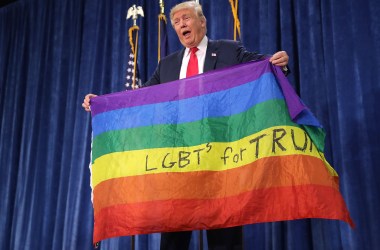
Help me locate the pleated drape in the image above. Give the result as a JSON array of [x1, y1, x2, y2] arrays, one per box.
[[1, 0, 379, 249]]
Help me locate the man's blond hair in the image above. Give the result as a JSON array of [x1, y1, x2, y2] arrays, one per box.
[[170, 1, 206, 26]]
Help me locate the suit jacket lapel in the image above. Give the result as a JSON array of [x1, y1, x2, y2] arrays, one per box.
[[203, 40, 218, 73]]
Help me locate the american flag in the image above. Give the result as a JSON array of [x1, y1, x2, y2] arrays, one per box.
[[125, 51, 141, 90]]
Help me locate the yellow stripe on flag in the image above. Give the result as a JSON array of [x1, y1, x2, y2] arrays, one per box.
[[92, 125, 337, 187]]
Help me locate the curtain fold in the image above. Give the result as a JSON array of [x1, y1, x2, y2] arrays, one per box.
[[1, 0, 379, 249]]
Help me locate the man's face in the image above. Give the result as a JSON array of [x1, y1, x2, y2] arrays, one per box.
[[172, 8, 206, 48]]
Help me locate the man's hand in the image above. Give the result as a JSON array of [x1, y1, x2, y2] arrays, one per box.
[[269, 51, 289, 67], [82, 93, 98, 112]]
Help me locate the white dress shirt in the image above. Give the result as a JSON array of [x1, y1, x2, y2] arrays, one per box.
[[179, 36, 208, 79]]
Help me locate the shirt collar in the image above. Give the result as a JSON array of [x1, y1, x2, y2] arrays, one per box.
[[185, 36, 208, 56]]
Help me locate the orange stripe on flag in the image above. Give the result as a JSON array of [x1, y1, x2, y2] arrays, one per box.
[[93, 155, 338, 214]]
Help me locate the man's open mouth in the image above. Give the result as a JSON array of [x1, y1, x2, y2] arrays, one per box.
[[182, 30, 191, 37]]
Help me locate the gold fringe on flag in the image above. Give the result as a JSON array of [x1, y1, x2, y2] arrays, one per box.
[[229, 0, 241, 41]]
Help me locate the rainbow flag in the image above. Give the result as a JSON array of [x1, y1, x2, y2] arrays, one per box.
[[90, 59, 353, 243]]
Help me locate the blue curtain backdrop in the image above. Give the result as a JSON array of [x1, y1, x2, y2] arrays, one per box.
[[1, 0, 379, 249]]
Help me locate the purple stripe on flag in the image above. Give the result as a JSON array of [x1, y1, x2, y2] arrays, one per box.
[[90, 59, 314, 127], [90, 59, 272, 116]]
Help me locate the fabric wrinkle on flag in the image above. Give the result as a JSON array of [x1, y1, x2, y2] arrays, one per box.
[[89, 59, 354, 243]]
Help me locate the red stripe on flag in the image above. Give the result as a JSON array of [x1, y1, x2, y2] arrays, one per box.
[[93, 184, 353, 243]]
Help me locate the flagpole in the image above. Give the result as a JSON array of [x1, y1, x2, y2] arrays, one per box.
[[126, 5, 144, 90], [133, 29, 139, 88], [158, 0, 166, 61]]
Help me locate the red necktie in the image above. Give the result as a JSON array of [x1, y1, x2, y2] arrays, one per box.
[[186, 47, 199, 77]]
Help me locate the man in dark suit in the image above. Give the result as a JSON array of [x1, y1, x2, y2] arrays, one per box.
[[143, 1, 288, 87], [82, 2, 288, 110], [82, 1, 289, 249]]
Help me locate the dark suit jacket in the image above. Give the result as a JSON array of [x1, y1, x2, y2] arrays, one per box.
[[144, 39, 267, 87]]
